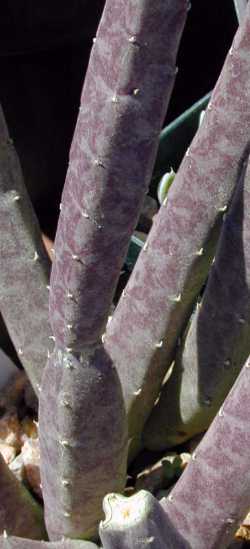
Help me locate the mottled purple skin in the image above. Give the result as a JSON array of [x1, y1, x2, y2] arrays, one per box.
[[144, 154, 250, 449], [161, 356, 250, 548], [0, 106, 52, 394], [99, 490, 189, 548], [105, 4, 250, 459], [0, 453, 46, 540], [39, 346, 127, 541], [49, 0, 188, 350], [0, 538, 100, 549]]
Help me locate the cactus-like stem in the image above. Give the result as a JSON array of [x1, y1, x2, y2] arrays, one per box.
[[39, 0, 188, 540], [143, 152, 250, 450], [0, 453, 46, 540], [105, 3, 250, 460], [0, 106, 52, 394], [99, 490, 188, 548], [0, 537, 100, 549], [39, 346, 127, 541], [49, 0, 188, 350], [161, 355, 250, 548]]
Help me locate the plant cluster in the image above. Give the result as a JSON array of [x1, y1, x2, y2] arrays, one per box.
[[0, 1, 250, 548]]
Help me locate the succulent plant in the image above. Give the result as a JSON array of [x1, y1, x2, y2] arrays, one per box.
[[1, 0, 250, 548], [105, 0, 250, 460], [143, 150, 250, 449]]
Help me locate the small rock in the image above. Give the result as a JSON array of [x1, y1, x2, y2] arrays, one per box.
[[0, 442, 16, 464], [0, 411, 22, 451], [21, 417, 38, 443], [21, 438, 42, 498], [9, 452, 25, 482], [235, 524, 250, 541]]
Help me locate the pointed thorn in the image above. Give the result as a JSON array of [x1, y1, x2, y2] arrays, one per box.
[[218, 205, 227, 213], [65, 347, 73, 353], [62, 479, 71, 487], [82, 211, 90, 219], [163, 196, 168, 206], [218, 407, 224, 417], [134, 388, 142, 396], [18, 348, 23, 356], [61, 399, 71, 408], [133, 88, 140, 96], [169, 294, 181, 303], [33, 251, 39, 262], [72, 254, 80, 261], [101, 333, 106, 344], [59, 203, 63, 211], [60, 439, 71, 448], [195, 247, 204, 256], [63, 512, 71, 518], [143, 242, 148, 252], [12, 194, 20, 202], [94, 158, 105, 168], [155, 340, 163, 348]]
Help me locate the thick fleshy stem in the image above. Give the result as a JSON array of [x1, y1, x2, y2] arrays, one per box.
[[105, 4, 250, 461], [99, 490, 189, 548], [0, 453, 46, 540], [40, 0, 189, 541], [160, 355, 250, 548], [39, 346, 127, 541], [0, 105, 52, 394], [49, 0, 189, 351], [144, 152, 250, 450]]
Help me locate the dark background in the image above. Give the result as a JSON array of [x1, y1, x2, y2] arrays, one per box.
[[0, 1, 238, 233]]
